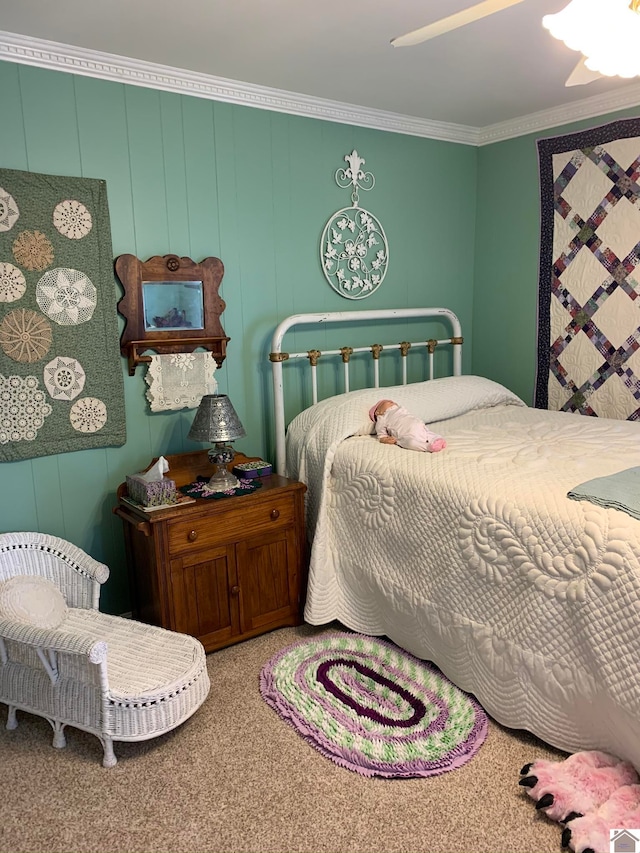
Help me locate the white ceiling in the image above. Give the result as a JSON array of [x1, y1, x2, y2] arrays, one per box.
[[2, 0, 640, 139]]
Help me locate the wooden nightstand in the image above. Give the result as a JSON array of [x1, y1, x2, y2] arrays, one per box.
[[114, 450, 307, 653]]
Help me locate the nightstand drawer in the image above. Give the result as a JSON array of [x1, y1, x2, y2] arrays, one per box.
[[167, 492, 295, 554]]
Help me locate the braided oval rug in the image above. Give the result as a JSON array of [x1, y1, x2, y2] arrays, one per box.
[[260, 632, 488, 778]]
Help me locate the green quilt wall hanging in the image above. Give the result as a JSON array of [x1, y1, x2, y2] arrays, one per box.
[[0, 168, 126, 462]]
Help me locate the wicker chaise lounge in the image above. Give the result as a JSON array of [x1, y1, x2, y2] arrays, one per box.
[[0, 531, 210, 766]]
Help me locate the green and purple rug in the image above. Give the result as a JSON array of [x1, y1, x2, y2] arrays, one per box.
[[260, 632, 488, 778]]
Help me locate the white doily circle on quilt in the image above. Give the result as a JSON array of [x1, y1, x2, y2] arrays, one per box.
[[53, 199, 93, 239], [0, 188, 19, 232], [320, 206, 388, 300], [36, 268, 97, 325], [0, 374, 52, 443], [0, 263, 27, 303], [69, 396, 107, 433], [43, 356, 86, 401], [0, 309, 52, 363]]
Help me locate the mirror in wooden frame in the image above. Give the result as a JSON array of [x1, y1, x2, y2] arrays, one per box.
[[115, 254, 229, 376]]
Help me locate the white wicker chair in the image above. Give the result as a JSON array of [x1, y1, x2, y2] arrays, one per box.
[[0, 531, 210, 767]]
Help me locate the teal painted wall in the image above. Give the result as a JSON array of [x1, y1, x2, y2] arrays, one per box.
[[0, 61, 477, 614], [473, 105, 640, 405]]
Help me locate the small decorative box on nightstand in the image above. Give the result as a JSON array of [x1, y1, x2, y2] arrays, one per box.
[[126, 475, 176, 507], [232, 460, 272, 479]]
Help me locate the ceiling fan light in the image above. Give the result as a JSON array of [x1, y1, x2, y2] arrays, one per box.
[[543, 0, 640, 80], [590, 55, 640, 78], [543, 0, 596, 34]]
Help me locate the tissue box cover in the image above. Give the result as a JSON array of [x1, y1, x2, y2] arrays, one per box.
[[126, 475, 177, 507], [232, 461, 272, 479]]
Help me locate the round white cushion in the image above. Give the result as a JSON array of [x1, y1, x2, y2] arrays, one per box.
[[0, 575, 68, 629]]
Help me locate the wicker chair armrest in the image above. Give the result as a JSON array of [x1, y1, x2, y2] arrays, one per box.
[[0, 617, 105, 661], [0, 533, 110, 611], [62, 548, 109, 586], [0, 532, 109, 585]]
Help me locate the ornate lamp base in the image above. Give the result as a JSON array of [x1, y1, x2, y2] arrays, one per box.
[[207, 443, 239, 492]]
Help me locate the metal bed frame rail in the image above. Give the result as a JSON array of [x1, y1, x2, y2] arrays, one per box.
[[269, 308, 463, 475]]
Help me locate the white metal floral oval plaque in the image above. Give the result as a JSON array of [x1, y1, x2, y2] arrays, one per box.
[[320, 206, 388, 300], [320, 150, 389, 300]]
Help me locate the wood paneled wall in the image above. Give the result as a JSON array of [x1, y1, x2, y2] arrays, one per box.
[[0, 60, 476, 613]]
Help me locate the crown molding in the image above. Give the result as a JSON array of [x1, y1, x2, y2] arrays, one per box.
[[2, 30, 640, 148], [478, 83, 640, 145], [0, 31, 480, 146]]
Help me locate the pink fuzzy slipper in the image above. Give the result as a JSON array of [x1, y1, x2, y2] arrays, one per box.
[[519, 751, 639, 823], [519, 751, 640, 853], [561, 784, 640, 853]]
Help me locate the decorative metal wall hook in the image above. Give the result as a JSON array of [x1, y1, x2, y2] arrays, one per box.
[[335, 150, 375, 207], [320, 150, 389, 300]]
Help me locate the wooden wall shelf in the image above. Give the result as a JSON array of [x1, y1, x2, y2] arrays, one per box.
[[115, 254, 230, 376]]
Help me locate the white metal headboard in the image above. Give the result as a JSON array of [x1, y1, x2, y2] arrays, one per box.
[[269, 307, 463, 475]]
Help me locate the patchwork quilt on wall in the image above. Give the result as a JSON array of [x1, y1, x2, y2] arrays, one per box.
[[0, 168, 126, 462], [536, 118, 640, 420]]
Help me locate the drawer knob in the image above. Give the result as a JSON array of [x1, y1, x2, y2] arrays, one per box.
[[230, 585, 240, 596], [187, 529, 198, 542], [270, 508, 280, 521]]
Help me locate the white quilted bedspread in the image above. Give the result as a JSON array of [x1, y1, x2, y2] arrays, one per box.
[[286, 376, 640, 764]]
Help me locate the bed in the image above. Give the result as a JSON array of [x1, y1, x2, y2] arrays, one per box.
[[269, 307, 640, 767]]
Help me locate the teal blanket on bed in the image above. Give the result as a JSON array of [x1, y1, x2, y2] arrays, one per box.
[[567, 466, 640, 520]]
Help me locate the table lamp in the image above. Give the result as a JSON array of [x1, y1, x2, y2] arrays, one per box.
[[188, 394, 247, 491]]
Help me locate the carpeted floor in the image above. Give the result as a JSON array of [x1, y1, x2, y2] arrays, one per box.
[[1, 623, 567, 853]]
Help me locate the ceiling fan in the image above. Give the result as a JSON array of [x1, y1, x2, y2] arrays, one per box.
[[390, 0, 604, 87]]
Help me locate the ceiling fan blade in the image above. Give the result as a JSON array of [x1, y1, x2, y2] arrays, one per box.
[[391, 0, 526, 48], [565, 56, 604, 87]]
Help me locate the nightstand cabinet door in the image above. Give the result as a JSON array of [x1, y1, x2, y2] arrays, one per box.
[[237, 526, 301, 634], [169, 544, 240, 650]]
